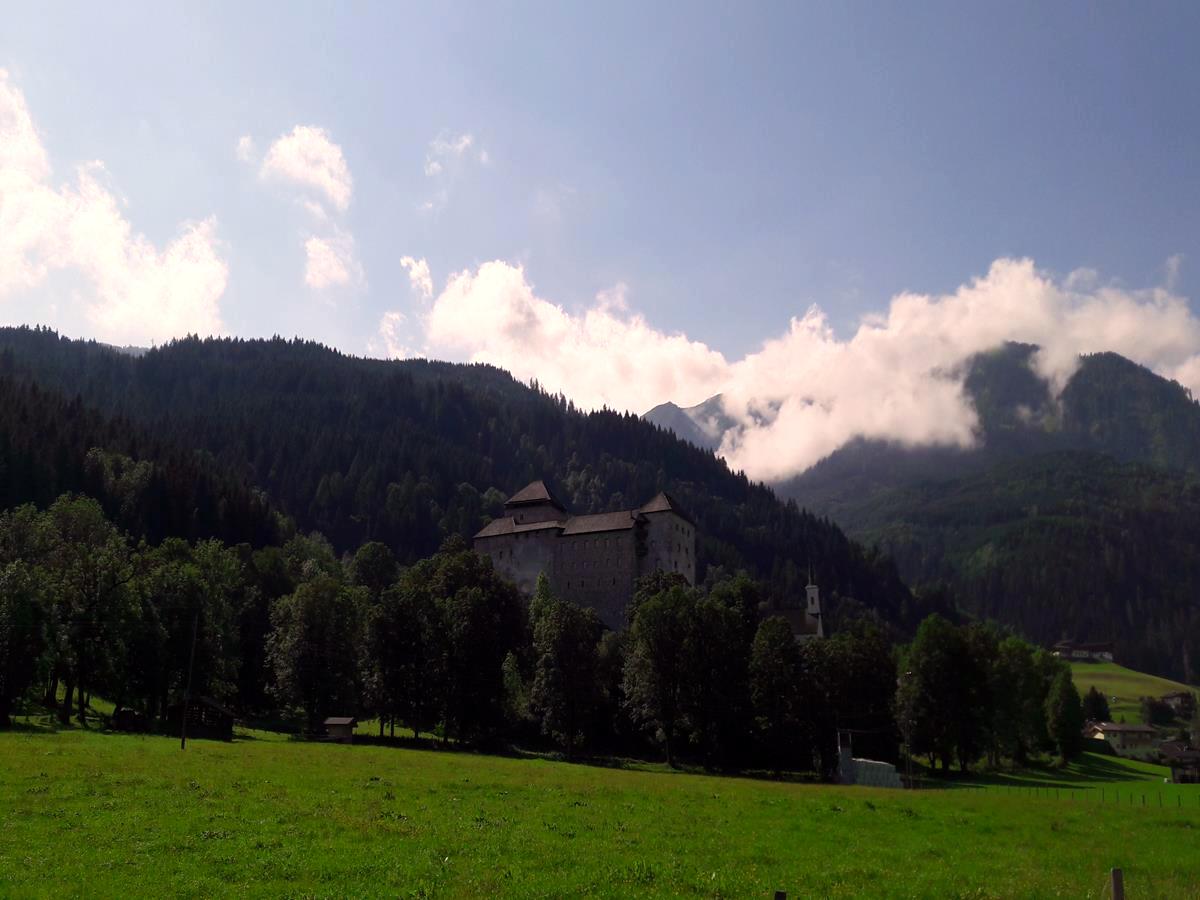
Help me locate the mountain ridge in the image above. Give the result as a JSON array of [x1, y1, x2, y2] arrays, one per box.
[[0, 325, 933, 635]]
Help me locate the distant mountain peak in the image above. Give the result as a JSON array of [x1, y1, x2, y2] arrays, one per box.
[[643, 395, 730, 452]]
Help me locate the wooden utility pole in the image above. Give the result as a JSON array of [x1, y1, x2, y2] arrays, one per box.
[[180, 609, 199, 751]]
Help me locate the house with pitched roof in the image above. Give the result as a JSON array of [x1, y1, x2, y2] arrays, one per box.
[[473, 480, 696, 628]]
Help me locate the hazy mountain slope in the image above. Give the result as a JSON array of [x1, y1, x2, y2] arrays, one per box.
[[0, 326, 930, 631], [781, 344, 1200, 522], [642, 401, 720, 451], [776, 345, 1200, 681], [849, 451, 1200, 680]]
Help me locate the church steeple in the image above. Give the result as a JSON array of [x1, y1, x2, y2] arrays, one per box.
[[805, 566, 824, 638]]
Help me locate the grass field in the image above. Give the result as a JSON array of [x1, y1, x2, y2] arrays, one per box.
[[1069, 661, 1195, 722], [2, 730, 1199, 898]]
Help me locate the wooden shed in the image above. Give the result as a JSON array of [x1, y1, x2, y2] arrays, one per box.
[[1162, 743, 1200, 784], [324, 716, 357, 743], [166, 696, 235, 742]]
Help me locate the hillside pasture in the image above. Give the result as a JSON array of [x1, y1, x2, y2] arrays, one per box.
[[1070, 661, 1194, 722], [1, 730, 1199, 898]]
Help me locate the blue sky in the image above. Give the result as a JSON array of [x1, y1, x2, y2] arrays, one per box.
[[4, 3, 1200, 477]]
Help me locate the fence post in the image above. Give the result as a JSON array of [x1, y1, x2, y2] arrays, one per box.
[[775, 892, 787, 900], [1111, 867, 1124, 900]]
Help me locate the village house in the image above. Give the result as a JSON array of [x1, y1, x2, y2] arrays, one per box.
[[1083, 720, 1158, 759], [1052, 640, 1115, 663], [473, 480, 697, 628]]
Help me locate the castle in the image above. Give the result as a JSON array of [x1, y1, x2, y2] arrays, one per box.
[[473, 480, 697, 628]]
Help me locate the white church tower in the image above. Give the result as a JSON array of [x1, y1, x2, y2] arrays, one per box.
[[805, 567, 824, 639]]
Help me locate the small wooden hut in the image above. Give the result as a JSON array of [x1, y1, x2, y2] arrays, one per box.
[[324, 716, 358, 743], [166, 696, 235, 742]]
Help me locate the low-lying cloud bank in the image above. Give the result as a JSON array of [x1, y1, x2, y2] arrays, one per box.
[[385, 256, 1200, 482]]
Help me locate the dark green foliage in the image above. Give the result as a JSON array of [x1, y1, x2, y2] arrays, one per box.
[[349, 542, 399, 602], [812, 619, 899, 765], [0, 371, 279, 549], [1140, 696, 1175, 727], [896, 615, 1069, 772], [267, 575, 366, 732], [127, 538, 246, 721], [39, 496, 140, 725], [749, 617, 804, 772], [363, 577, 444, 738], [1082, 685, 1111, 722], [991, 637, 1052, 764], [896, 615, 986, 772], [1045, 670, 1085, 761], [0, 560, 42, 726], [530, 577, 605, 757], [420, 543, 526, 745], [623, 581, 697, 767], [682, 594, 752, 769]]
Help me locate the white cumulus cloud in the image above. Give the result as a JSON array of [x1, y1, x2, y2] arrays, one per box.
[[420, 132, 486, 212], [251, 124, 361, 291], [304, 228, 362, 290], [400, 256, 433, 299], [0, 69, 226, 344], [407, 257, 1200, 482], [374, 310, 419, 359], [235, 135, 256, 163], [260, 125, 353, 214]]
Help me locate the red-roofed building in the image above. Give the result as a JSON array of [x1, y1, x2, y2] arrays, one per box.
[[473, 481, 696, 628]]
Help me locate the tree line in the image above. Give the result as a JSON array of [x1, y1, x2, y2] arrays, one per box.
[[1, 492, 906, 775], [896, 614, 1084, 771], [4, 490, 1125, 783]]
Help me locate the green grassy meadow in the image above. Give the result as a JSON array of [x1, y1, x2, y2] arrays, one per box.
[[1069, 661, 1195, 722], [1, 730, 1199, 898]]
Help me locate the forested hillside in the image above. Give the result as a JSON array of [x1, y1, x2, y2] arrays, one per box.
[[774, 344, 1200, 682], [0, 375, 279, 547], [0, 326, 928, 630], [846, 452, 1200, 680]]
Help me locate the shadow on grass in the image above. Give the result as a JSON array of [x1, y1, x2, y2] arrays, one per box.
[[919, 754, 1163, 790]]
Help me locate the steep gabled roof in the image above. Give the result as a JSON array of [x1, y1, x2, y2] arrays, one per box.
[[505, 479, 566, 509], [1088, 721, 1156, 734], [561, 510, 639, 535], [638, 491, 695, 525], [474, 518, 565, 539]]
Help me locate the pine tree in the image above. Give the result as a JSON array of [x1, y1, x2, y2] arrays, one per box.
[[1082, 685, 1111, 722], [1045, 669, 1085, 763]]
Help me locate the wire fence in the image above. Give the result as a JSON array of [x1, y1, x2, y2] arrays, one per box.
[[902, 777, 1200, 809]]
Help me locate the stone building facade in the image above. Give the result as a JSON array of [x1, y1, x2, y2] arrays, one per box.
[[473, 480, 696, 628]]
